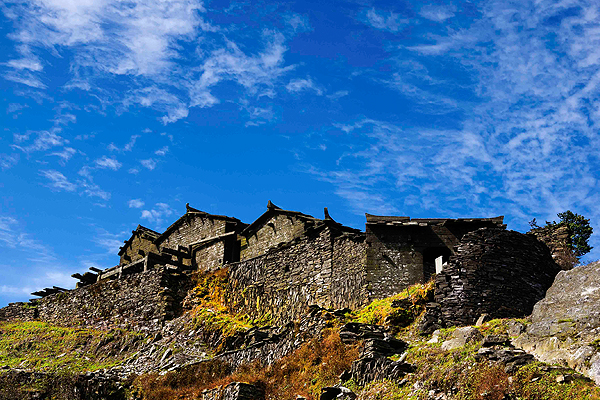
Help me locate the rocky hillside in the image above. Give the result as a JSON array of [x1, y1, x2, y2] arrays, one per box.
[[4, 264, 600, 400]]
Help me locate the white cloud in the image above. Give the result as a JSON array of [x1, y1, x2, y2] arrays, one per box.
[[94, 155, 122, 170], [285, 14, 311, 33], [124, 86, 189, 124], [93, 229, 126, 254], [4, 0, 208, 78], [49, 147, 77, 163], [140, 158, 157, 170], [128, 168, 140, 174], [141, 203, 174, 225], [365, 8, 409, 32], [189, 30, 292, 108], [327, 90, 349, 100], [128, 199, 145, 208], [154, 146, 169, 156], [0, 216, 55, 262], [286, 77, 323, 95], [419, 5, 456, 22], [39, 170, 77, 192], [80, 181, 111, 200], [108, 135, 140, 152], [0, 154, 19, 170], [14, 131, 67, 153]]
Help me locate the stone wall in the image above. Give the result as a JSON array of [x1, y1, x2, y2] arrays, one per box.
[[435, 228, 561, 326], [160, 214, 228, 250], [227, 226, 368, 324], [331, 233, 367, 309], [365, 224, 423, 301], [0, 267, 193, 332], [194, 240, 226, 271], [365, 220, 504, 300], [528, 224, 574, 270], [120, 232, 159, 266], [240, 214, 312, 261]]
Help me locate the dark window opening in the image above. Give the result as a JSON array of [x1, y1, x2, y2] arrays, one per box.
[[422, 247, 451, 282]]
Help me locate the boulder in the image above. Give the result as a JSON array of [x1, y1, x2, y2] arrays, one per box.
[[514, 261, 600, 384], [441, 327, 483, 350], [320, 386, 356, 400], [350, 357, 414, 386]]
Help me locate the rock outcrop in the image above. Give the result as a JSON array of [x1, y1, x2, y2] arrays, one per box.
[[514, 261, 600, 384]]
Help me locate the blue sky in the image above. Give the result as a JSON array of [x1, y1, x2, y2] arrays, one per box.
[[2, 0, 600, 306]]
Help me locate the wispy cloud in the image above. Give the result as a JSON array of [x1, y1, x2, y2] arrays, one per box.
[[419, 5, 456, 22], [3, 0, 296, 126], [308, 0, 600, 242], [286, 77, 323, 96], [108, 135, 140, 153], [364, 8, 409, 32], [94, 155, 122, 171], [39, 170, 77, 192], [154, 146, 169, 156], [140, 158, 157, 170], [92, 228, 127, 254], [0, 154, 19, 170], [13, 131, 67, 153], [0, 216, 55, 262]]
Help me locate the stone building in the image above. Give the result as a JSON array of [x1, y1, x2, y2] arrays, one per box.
[[240, 201, 357, 260], [27, 200, 559, 328], [364, 215, 506, 299], [435, 228, 561, 326], [155, 204, 247, 271], [118, 225, 160, 266]]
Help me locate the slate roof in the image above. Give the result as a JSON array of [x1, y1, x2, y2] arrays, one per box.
[[242, 201, 360, 236], [365, 214, 505, 227]]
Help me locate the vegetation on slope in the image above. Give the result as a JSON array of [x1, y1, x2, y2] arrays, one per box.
[[132, 327, 360, 400], [4, 280, 600, 400], [0, 321, 144, 372], [186, 268, 271, 342]]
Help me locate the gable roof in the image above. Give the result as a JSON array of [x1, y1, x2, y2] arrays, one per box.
[[242, 201, 360, 237], [241, 201, 320, 237], [118, 225, 160, 256], [155, 203, 244, 245]]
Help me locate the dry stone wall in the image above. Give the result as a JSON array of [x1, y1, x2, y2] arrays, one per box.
[[435, 228, 561, 326], [331, 233, 367, 310], [365, 225, 424, 300], [194, 240, 226, 271], [227, 226, 368, 324], [240, 214, 311, 261], [160, 214, 228, 250], [0, 267, 193, 332], [121, 235, 159, 266]]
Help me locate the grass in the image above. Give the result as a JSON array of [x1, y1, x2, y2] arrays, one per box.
[[348, 280, 434, 327], [0, 321, 145, 373]]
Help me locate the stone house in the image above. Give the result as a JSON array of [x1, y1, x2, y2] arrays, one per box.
[[118, 225, 160, 266], [364, 214, 506, 299], [154, 204, 247, 271], [67, 201, 516, 324], [240, 201, 358, 260]]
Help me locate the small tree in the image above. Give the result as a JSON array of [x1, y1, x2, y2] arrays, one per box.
[[554, 210, 593, 257], [530, 210, 593, 259]]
